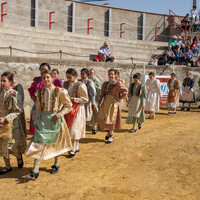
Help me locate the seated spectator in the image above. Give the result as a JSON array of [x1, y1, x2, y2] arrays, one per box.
[[177, 36, 184, 50], [181, 15, 189, 30], [195, 56, 200, 67], [168, 35, 177, 50], [193, 16, 199, 32], [164, 44, 176, 63], [93, 50, 104, 62], [174, 45, 185, 65], [158, 54, 170, 66], [184, 46, 194, 67], [197, 37, 200, 56], [188, 17, 194, 33], [148, 54, 158, 66], [185, 36, 192, 47], [191, 39, 198, 57], [99, 42, 115, 62]]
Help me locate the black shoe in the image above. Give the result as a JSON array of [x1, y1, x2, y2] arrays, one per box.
[[68, 151, 76, 158], [92, 130, 97, 135], [130, 128, 137, 133], [76, 149, 79, 153], [51, 165, 59, 174], [180, 108, 185, 111], [0, 167, 12, 175], [17, 153, 24, 169], [138, 123, 142, 130], [105, 134, 110, 140], [186, 108, 190, 111], [106, 135, 113, 144], [25, 170, 39, 180]]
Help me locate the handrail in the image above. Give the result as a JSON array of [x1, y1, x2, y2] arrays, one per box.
[[168, 9, 187, 40]]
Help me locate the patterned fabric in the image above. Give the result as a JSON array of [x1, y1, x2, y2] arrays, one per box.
[[0, 88, 21, 158], [25, 85, 72, 160]]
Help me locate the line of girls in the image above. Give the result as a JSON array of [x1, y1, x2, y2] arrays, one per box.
[[0, 62, 162, 179]]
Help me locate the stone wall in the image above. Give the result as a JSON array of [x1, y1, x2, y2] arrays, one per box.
[[1, 0, 182, 42], [0, 57, 200, 120]]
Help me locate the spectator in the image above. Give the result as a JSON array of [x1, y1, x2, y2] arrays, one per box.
[[158, 54, 170, 66], [197, 37, 200, 56], [184, 46, 194, 67], [148, 54, 158, 66], [193, 16, 199, 32], [99, 42, 115, 62], [174, 45, 185, 65], [168, 35, 177, 50], [177, 36, 184, 50], [191, 6, 198, 20], [188, 17, 194, 33], [195, 56, 200, 67], [164, 44, 176, 63], [93, 50, 104, 62], [185, 36, 192, 47], [191, 39, 198, 57], [181, 15, 189, 30]]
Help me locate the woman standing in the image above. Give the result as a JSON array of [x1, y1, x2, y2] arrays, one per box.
[[64, 68, 88, 157], [0, 72, 24, 174], [145, 72, 161, 119], [28, 63, 62, 135], [167, 73, 181, 114], [98, 69, 128, 144], [25, 70, 72, 179]]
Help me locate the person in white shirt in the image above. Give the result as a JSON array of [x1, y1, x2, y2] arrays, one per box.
[[191, 6, 198, 20], [99, 42, 115, 62]]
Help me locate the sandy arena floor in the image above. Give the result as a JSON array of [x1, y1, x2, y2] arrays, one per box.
[[0, 108, 200, 200]]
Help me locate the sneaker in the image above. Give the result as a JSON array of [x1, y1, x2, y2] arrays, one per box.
[[138, 123, 142, 130], [25, 170, 39, 180], [68, 151, 76, 158], [51, 165, 59, 174]]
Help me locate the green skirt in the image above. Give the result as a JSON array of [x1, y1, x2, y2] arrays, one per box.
[[33, 112, 62, 145]]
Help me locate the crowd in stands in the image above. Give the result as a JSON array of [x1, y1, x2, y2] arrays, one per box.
[[149, 35, 200, 67]]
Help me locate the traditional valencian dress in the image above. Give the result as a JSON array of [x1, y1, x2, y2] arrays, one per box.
[[89, 76, 101, 132], [79, 78, 97, 122], [167, 78, 181, 108], [180, 77, 195, 104], [12, 83, 27, 154], [127, 82, 146, 125], [145, 78, 161, 113], [63, 80, 88, 140], [25, 85, 72, 160], [28, 76, 62, 135], [0, 88, 22, 159], [98, 80, 128, 131]]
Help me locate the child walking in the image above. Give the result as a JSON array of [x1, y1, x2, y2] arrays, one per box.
[[25, 70, 72, 179], [127, 73, 146, 133], [98, 69, 128, 143], [64, 68, 88, 157], [0, 72, 25, 175]]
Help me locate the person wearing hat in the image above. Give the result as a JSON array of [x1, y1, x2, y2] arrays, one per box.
[[99, 42, 115, 62], [148, 54, 158, 66], [168, 35, 178, 51], [93, 50, 104, 62]]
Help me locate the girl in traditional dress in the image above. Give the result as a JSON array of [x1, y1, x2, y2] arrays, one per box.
[[25, 70, 72, 179], [89, 68, 101, 134], [28, 63, 62, 135], [180, 72, 195, 111], [79, 68, 97, 130], [98, 69, 128, 143], [167, 73, 181, 114], [127, 73, 146, 133], [64, 68, 88, 157], [145, 72, 162, 119], [0, 72, 24, 175]]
